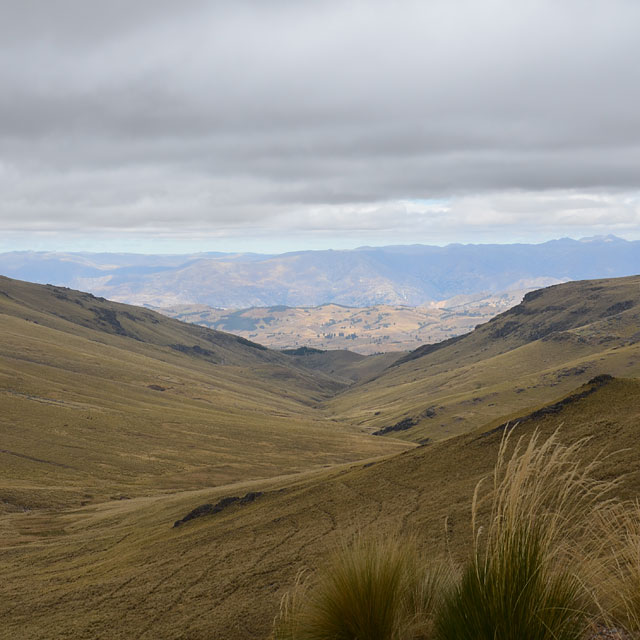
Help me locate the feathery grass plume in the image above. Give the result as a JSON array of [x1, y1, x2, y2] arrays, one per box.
[[589, 500, 640, 634], [435, 428, 613, 640], [273, 569, 312, 640], [272, 535, 451, 640]]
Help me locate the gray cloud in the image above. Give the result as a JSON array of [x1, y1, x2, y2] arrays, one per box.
[[1, 0, 640, 245]]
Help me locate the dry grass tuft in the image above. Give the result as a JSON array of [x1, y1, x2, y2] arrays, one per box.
[[273, 430, 622, 640], [273, 536, 451, 640], [589, 501, 640, 635], [434, 429, 615, 640]]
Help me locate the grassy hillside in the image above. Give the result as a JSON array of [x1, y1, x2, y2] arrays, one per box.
[[326, 275, 640, 442], [3, 274, 640, 638], [0, 276, 409, 512], [281, 347, 402, 384], [2, 375, 640, 639]]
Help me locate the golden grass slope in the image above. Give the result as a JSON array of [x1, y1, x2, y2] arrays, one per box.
[[0, 276, 409, 512], [2, 376, 640, 639], [280, 347, 402, 385], [3, 274, 640, 638], [326, 275, 640, 442]]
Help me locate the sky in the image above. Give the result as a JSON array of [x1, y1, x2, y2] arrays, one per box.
[[1, 0, 640, 254]]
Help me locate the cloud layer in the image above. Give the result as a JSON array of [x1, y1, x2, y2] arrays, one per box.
[[1, 0, 640, 249]]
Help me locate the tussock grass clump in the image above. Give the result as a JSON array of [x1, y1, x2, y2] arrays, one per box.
[[590, 501, 640, 634], [434, 526, 585, 640], [274, 430, 619, 640], [434, 430, 613, 640], [273, 536, 450, 640]]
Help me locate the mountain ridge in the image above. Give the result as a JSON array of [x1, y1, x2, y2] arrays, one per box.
[[326, 274, 640, 442], [154, 288, 531, 354], [1, 236, 638, 307]]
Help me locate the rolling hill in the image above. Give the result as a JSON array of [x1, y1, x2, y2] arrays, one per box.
[[0, 276, 408, 513], [155, 289, 529, 355], [326, 275, 640, 442], [3, 274, 640, 638]]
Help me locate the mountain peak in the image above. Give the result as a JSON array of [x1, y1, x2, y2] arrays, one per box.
[[578, 234, 625, 243]]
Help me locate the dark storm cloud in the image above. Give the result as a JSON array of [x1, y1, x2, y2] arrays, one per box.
[[1, 0, 640, 238]]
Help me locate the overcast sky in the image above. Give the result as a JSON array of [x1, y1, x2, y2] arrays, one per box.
[[1, 0, 639, 253]]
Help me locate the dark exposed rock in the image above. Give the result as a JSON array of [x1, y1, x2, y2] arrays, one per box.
[[373, 417, 418, 436], [528, 319, 575, 341], [588, 373, 614, 385], [510, 303, 536, 316], [147, 385, 166, 391], [476, 374, 614, 442], [602, 300, 635, 317], [169, 343, 215, 358], [90, 307, 127, 335], [522, 288, 545, 302], [235, 335, 268, 350], [556, 366, 588, 378], [489, 320, 520, 339], [570, 306, 591, 315], [543, 331, 584, 343], [173, 491, 264, 528]]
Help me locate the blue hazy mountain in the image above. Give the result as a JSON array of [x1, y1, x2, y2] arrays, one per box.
[[0, 236, 637, 307]]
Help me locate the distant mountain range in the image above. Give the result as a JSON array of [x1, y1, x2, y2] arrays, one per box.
[[0, 235, 638, 307]]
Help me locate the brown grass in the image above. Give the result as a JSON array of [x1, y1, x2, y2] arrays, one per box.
[[273, 536, 451, 640], [0, 277, 410, 512], [435, 430, 615, 640], [326, 276, 640, 443], [589, 501, 640, 635], [273, 431, 618, 640], [3, 275, 640, 638]]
